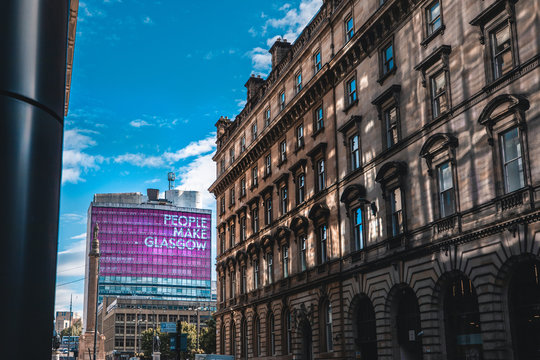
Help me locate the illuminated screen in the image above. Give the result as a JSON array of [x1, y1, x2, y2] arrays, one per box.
[[91, 206, 211, 281]]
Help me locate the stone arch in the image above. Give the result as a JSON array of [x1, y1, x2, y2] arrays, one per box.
[[348, 293, 378, 359], [340, 184, 368, 204]]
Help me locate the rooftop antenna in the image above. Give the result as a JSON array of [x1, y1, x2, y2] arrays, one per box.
[[167, 172, 176, 190]]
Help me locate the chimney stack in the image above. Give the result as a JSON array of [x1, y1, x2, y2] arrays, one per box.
[[147, 188, 159, 201], [245, 75, 265, 102], [269, 38, 292, 69]]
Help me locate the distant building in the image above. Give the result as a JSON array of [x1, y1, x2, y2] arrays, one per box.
[[83, 189, 212, 332], [55, 311, 73, 333], [97, 296, 215, 360]]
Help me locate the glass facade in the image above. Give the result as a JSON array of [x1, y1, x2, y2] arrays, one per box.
[[91, 205, 212, 303]]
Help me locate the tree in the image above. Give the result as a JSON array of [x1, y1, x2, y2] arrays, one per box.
[[60, 319, 82, 337], [140, 328, 175, 360], [199, 317, 216, 355], [179, 322, 198, 359]]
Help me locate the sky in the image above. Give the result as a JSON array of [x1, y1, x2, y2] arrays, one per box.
[[55, 0, 323, 316]]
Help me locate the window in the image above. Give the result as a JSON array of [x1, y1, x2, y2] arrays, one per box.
[[229, 187, 235, 207], [296, 124, 304, 149], [318, 224, 328, 264], [220, 197, 225, 214], [230, 322, 236, 356], [241, 265, 247, 294], [220, 275, 226, 302], [353, 206, 364, 251], [220, 158, 225, 175], [240, 136, 246, 153], [240, 177, 246, 197], [252, 122, 258, 140], [490, 22, 513, 80], [325, 302, 333, 352], [241, 319, 248, 359], [314, 51, 322, 74], [265, 197, 273, 225], [230, 148, 235, 165], [229, 224, 236, 247], [230, 270, 236, 298], [254, 260, 260, 289], [317, 159, 326, 192], [426, 1, 442, 35], [300, 235, 307, 271], [315, 105, 324, 131], [265, 108, 271, 127], [345, 16, 354, 42], [431, 71, 448, 118], [381, 42, 395, 76], [252, 166, 258, 187], [500, 127, 524, 193], [390, 187, 404, 237], [282, 245, 289, 278], [279, 91, 286, 111], [384, 105, 399, 148], [346, 77, 357, 106], [297, 173, 305, 205], [269, 314, 276, 355], [350, 134, 360, 171], [267, 253, 273, 284], [265, 154, 272, 177], [240, 216, 247, 242], [437, 162, 455, 217], [279, 140, 287, 163], [251, 206, 259, 233], [284, 310, 292, 355], [255, 316, 262, 356], [280, 185, 288, 215], [295, 72, 302, 93], [219, 230, 225, 254]]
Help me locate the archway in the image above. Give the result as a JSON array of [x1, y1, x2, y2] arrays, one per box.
[[508, 259, 540, 359], [353, 296, 378, 360], [299, 320, 313, 360], [443, 273, 483, 360], [394, 287, 422, 360]]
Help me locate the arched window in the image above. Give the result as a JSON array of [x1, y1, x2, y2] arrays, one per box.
[[321, 300, 333, 352], [241, 318, 248, 359], [283, 309, 292, 355], [230, 321, 236, 356], [443, 274, 483, 360], [220, 324, 226, 354], [254, 316, 262, 357], [508, 259, 540, 359], [354, 297, 378, 359], [268, 313, 276, 355]]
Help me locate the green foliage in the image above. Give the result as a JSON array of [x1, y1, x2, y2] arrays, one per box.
[[139, 328, 174, 360], [199, 317, 216, 355], [60, 319, 82, 337]]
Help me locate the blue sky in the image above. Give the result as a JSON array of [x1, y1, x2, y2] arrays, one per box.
[[55, 0, 323, 315]]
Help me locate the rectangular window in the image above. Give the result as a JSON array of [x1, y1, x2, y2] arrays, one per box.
[[267, 253, 273, 284], [252, 123, 258, 140], [297, 173, 305, 204], [265, 197, 273, 225], [230, 224, 236, 247], [240, 216, 247, 242], [265, 154, 272, 177], [280, 185, 288, 215], [350, 134, 360, 171], [315, 106, 324, 131], [230, 188, 235, 206], [220, 158, 225, 175], [254, 260, 259, 289], [296, 72, 302, 93], [346, 78, 357, 105], [426, 1, 441, 35], [282, 245, 289, 278], [279, 91, 286, 111], [230, 270, 236, 298], [437, 162, 455, 217], [265, 108, 271, 127], [240, 136, 246, 153], [300, 235, 307, 271], [384, 105, 399, 148], [220, 197, 225, 214], [317, 159, 326, 192], [219, 232, 225, 254], [382, 43, 395, 75], [390, 188, 404, 236], [230, 148, 235, 164], [280, 140, 287, 162], [345, 16, 354, 42], [252, 166, 258, 187], [319, 224, 327, 264], [240, 177, 246, 197], [314, 51, 322, 74], [491, 22, 513, 80], [220, 275, 226, 301], [353, 207, 364, 250], [431, 71, 447, 118], [241, 265, 247, 294], [296, 124, 304, 148], [501, 127, 524, 193], [251, 207, 259, 233]]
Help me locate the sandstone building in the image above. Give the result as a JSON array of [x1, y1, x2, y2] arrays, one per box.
[[209, 0, 540, 359]]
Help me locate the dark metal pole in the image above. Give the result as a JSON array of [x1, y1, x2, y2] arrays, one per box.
[[0, 1, 70, 359], [93, 260, 100, 360]]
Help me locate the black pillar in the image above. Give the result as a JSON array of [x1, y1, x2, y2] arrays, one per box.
[[0, 1, 70, 359]]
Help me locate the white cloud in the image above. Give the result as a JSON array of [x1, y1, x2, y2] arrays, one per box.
[[62, 129, 105, 184], [143, 16, 153, 24], [248, 47, 272, 73], [57, 239, 86, 277], [61, 213, 86, 224], [175, 153, 216, 210], [55, 287, 85, 313], [114, 134, 216, 168], [145, 178, 161, 184], [130, 119, 151, 128], [70, 232, 87, 240]]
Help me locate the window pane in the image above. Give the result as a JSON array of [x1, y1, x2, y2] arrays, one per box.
[[495, 25, 510, 50], [438, 162, 453, 192]]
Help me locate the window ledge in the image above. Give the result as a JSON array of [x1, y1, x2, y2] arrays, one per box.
[[482, 65, 520, 94], [421, 25, 446, 47], [262, 172, 272, 180], [311, 126, 325, 139], [294, 143, 305, 154], [377, 66, 397, 85], [343, 98, 359, 114], [277, 158, 288, 169], [250, 184, 258, 191]]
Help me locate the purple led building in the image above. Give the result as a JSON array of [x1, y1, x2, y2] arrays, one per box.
[[82, 189, 212, 331]]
